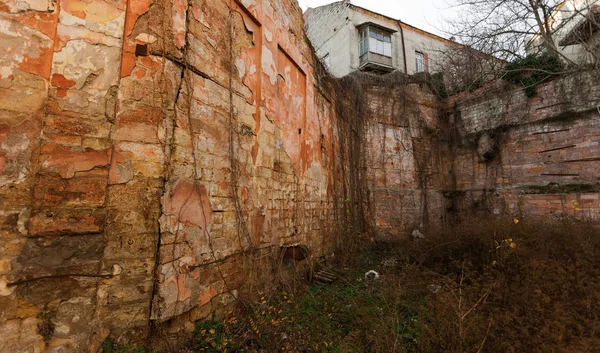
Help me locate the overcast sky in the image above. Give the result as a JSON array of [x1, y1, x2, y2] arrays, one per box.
[[299, 0, 459, 37]]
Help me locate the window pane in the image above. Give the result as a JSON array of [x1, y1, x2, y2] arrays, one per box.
[[384, 35, 391, 43], [369, 29, 377, 38], [377, 32, 384, 41], [359, 41, 365, 56], [415, 52, 424, 72], [384, 42, 392, 57], [369, 37, 377, 53]]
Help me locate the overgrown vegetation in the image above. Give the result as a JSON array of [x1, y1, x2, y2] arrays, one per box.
[[36, 306, 55, 347], [109, 218, 598, 352], [503, 53, 564, 97], [102, 338, 146, 353], [323, 71, 444, 258]]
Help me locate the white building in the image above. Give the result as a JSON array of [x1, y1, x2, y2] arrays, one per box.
[[529, 0, 600, 65], [304, 1, 459, 77]]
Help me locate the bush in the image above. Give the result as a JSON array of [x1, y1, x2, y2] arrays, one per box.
[[411, 218, 600, 352], [101, 338, 146, 353], [503, 54, 563, 97]]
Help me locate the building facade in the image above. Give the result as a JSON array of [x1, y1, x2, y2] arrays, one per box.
[[528, 0, 600, 65], [304, 1, 457, 77]]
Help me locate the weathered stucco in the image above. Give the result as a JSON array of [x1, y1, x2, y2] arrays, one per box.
[[304, 1, 456, 77], [1, 0, 339, 351]]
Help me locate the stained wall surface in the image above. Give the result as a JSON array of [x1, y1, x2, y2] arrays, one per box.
[[0, 0, 340, 351], [365, 71, 600, 239], [445, 71, 600, 221], [362, 82, 447, 238]]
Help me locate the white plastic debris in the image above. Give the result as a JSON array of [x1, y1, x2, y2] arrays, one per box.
[[412, 229, 425, 241], [427, 284, 441, 294], [364, 270, 380, 280]]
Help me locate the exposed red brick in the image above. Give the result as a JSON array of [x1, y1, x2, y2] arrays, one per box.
[[33, 174, 108, 208], [51, 74, 76, 88], [39, 147, 111, 178], [29, 208, 106, 236]]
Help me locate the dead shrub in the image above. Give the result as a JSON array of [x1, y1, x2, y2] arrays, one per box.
[[154, 217, 599, 353], [405, 217, 600, 353]]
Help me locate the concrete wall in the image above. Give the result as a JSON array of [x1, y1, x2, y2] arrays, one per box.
[[401, 24, 452, 74], [527, 0, 600, 65], [559, 31, 600, 65], [0, 0, 342, 351], [303, 2, 352, 77]]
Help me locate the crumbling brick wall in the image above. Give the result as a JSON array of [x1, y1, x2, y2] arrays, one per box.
[[364, 71, 600, 239], [362, 81, 446, 239], [0, 0, 341, 351], [443, 71, 600, 221]]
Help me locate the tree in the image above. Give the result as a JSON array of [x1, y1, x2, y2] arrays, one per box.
[[434, 1, 600, 95], [443, 0, 600, 64]]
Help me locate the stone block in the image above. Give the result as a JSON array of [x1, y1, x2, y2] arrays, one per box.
[[43, 115, 112, 139], [32, 174, 108, 208], [14, 234, 105, 279], [16, 277, 99, 306], [113, 106, 164, 144], [38, 147, 111, 179], [28, 208, 106, 236]]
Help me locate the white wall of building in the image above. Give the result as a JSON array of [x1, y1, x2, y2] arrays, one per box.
[[305, 1, 455, 76], [304, 2, 354, 77], [527, 0, 600, 65]]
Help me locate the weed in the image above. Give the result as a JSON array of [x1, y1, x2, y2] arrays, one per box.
[[36, 306, 55, 346], [184, 218, 599, 353], [102, 337, 146, 353], [503, 53, 563, 97]]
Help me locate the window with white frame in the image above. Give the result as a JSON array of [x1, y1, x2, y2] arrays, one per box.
[[359, 26, 392, 57], [415, 51, 425, 72]]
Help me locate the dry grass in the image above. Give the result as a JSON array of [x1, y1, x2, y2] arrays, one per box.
[[104, 218, 600, 352], [225, 218, 599, 352], [410, 217, 600, 353]]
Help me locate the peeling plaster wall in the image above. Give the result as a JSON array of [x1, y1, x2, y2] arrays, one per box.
[[0, 0, 339, 351]]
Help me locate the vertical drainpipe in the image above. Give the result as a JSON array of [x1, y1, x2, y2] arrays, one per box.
[[398, 20, 408, 74]]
